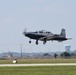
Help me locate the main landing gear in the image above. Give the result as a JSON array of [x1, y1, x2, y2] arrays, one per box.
[[43, 39, 47, 44], [43, 41, 46, 44], [36, 40, 38, 45], [29, 39, 38, 45], [29, 39, 46, 45]]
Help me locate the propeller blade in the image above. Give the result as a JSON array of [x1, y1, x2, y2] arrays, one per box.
[[23, 28, 27, 34]]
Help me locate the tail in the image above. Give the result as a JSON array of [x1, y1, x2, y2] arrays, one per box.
[[60, 28, 66, 38]]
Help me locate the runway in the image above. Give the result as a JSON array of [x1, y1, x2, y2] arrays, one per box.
[[0, 63, 76, 67]]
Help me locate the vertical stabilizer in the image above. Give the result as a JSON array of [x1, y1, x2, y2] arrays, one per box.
[[60, 29, 66, 37]]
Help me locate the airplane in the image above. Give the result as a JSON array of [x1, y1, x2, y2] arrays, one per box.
[[23, 28, 71, 45]]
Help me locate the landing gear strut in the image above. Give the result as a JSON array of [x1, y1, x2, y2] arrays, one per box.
[[43, 41, 46, 44], [36, 40, 38, 45], [43, 39, 47, 44]]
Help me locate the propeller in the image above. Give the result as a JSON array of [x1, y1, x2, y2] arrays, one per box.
[[23, 28, 27, 34]]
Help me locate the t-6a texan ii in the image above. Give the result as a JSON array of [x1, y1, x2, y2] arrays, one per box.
[[23, 28, 71, 45]]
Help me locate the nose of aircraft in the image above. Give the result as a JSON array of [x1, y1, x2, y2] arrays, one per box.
[[23, 28, 27, 35], [23, 31, 29, 36], [23, 31, 26, 35]]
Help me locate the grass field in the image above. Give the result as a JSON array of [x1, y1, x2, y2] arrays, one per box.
[[0, 59, 76, 64], [0, 59, 76, 75], [0, 66, 76, 75]]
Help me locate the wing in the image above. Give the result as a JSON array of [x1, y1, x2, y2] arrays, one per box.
[[39, 36, 54, 41]]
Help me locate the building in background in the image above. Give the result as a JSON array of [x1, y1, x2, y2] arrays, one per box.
[[64, 44, 71, 53]]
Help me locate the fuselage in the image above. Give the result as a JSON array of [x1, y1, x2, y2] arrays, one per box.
[[24, 32, 67, 41]]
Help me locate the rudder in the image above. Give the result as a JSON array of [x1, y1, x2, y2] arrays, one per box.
[[60, 28, 66, 37]]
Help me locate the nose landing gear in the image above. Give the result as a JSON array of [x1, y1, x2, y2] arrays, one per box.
[[29, 40, 31, 43]]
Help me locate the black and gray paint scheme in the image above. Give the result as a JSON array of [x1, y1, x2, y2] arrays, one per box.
[[23, 28, 71, 45]]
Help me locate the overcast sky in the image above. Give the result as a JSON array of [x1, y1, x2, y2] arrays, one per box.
[[0, 0, 76, 53]]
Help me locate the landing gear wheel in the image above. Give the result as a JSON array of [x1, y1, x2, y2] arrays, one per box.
[[36, 40, 38, 45], [29, 40, 31, 43], [43, 40, 46, 45], [43, 41, 46, 44]]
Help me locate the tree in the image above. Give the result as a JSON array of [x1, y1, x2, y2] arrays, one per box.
[[43, 53, 50, 56], [54, 53, 58, 59], [60, 52, 71, 58]]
